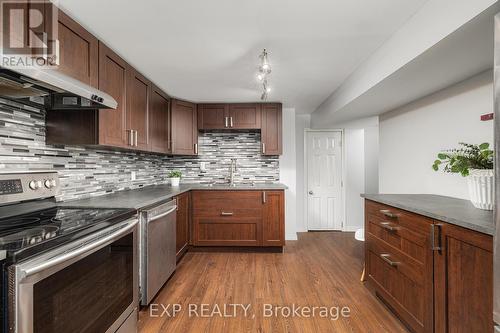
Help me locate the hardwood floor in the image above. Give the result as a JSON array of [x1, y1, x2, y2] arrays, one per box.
[[138, 232, 409, 333]]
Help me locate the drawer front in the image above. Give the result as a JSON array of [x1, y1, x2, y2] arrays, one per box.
[[367, 214, 428, 264], [194, 217, 261, 246], [366, 235, 431, 333], [366, 200, 433, 235], [192, 191, 263, 218]]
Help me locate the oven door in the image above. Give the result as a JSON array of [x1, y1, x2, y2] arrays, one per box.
[[8, 217, 138, 333]]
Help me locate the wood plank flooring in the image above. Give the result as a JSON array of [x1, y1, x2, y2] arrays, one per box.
[[138, 232, 409, 333]]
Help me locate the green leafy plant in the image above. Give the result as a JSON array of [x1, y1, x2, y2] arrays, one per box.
[[432, 142, 493, 177], [168, 170, 182, 178]]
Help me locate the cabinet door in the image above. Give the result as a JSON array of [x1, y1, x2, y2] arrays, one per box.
[[127, 69, 150, 151], [55, 10, 98, 87], [228, 103, 261, 129], [171, 99, 198, 155], [261, 103, 282, 155], [262, 191, 285, 246], [98, 42, 128, 148], [198, 104, 228, 129], [149, 85, 171, 154], [434, 223, 493, 333], [176, 192, 190, 261]]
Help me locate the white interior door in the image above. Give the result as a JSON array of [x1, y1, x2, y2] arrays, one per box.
[[306, 131, 343, 230]]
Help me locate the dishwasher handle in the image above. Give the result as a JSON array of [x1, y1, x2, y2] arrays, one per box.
[[146, 206, 177, 223]]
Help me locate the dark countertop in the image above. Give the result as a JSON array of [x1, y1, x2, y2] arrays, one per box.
[[60, 183, 288, 210], [361, 194, 494, 236]]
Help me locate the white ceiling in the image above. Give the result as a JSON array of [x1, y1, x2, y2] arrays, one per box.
[[57, 0, 428, 113]]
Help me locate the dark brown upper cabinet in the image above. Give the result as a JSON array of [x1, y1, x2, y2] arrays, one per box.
[[198, 104, 229, 129], [127, 69, 150, 151], [54, 9, 99, 87], [149, 85, 171, 154], [97, 42, 128, 148], [228, 103, 261, 129], [171, 99, 198, 155], [261, 103, 282, 155]]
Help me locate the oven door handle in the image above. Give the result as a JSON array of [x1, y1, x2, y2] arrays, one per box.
[[21, 218, 138, 278], [146, 206, 177, 223]]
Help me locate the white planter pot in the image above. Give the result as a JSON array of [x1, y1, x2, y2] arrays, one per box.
[[467, 169, 494, 210], [170, 178, 180, 187]]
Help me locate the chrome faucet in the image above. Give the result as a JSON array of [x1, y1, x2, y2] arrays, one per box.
[[229, 158, 237, 186]]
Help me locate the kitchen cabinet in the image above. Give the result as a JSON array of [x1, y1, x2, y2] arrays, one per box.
[[191, 190, 284, 247], [198, 103, 263, 130], [54, 9, 99, 87], [365, 200, 493, 333], [171, 99, 198, 155], [175, 192, 190, 261], [198, 104, 229, 129], [97, 42, 129, 148], [127, 68, 150, 151], [228, 103, 261, 129], [434, 222, 493, 333], [261, 103, 282, 155], [262, 191, 285, 246], [149, 85, 171, 154]]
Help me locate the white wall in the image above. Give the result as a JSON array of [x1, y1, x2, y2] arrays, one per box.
[[280, 108, 298, 240], [379, 70, 494, 199], [344, 129, 365, 231], [295, 114, 311, 233]]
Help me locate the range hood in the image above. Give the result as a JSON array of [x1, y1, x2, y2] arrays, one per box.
[[0, 66, 117, 110]]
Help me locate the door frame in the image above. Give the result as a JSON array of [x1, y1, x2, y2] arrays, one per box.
[[303, 129, 346, 231]]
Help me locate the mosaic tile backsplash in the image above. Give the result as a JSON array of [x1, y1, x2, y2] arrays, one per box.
[[0, 98, 279, 201]]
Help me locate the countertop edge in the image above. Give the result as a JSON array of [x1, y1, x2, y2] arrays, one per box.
[[361, 194, 494, 236]]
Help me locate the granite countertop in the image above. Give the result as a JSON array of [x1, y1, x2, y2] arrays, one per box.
[[361, 194, 494, 236], [60, 183, 288, 210]]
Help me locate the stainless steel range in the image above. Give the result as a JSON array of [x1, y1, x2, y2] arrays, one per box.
[[0, 171, 138, 333]]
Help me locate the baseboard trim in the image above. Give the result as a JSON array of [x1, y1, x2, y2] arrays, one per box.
[[285, 233, 298, 241]]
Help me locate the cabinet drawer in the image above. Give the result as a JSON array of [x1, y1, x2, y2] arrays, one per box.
[[366, 235, 429, 332], [194, 217, 261, 246], [367, 214, 428, 264], [366, 200, 433, 235], [192, 191, 263, 213]]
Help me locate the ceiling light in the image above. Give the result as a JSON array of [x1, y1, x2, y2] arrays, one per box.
[[257, 49, 273, 100], [259, 49, 272, 75], [257, 73, 264, 81]]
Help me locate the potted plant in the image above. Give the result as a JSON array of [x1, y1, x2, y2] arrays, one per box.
[[168, 170, 182, 187], [432, 142, 494, 210]]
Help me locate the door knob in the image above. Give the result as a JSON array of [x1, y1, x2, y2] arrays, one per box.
[[308, 191, 314, 195]]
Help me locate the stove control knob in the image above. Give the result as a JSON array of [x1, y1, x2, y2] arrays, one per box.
[[29, 180, 39, 190], [44, 180, 52, 189], [50, 179, 57, 187]]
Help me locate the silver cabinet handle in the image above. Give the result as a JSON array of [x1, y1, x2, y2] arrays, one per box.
[[380, 253, 400, 267], [380, 209, 399, 218], [380, 221, 400, 232], [194, 143, 198, 154], [430, 224, 442, 251], [262, 191, 266, 203], [225, 117, 228, 128], [230, 117, 233, 127], [128, 130, 133, 146], [221, 212, 233, 216], [308, 191, 314, 195], [134, 130, 138, 147], [262, 143, 266, 154], [22, 218, 138, 278]]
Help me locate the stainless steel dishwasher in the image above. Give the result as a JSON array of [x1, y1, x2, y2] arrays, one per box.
[[139, 199, 177, 305]]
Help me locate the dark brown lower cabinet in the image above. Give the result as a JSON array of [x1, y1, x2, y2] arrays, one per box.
[[191, 190, 284, 247], [175, 192, 190, 261], [365, 200, 493, 333], [433, 222, 493, 333]]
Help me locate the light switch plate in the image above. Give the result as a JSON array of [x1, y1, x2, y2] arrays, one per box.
[[200, 162, 207, 172], [131, 171, 136, 181]]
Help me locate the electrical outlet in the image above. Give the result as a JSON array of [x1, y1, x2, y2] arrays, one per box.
[[200, 162, 207, 172], [131, 171, 136, 181]]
